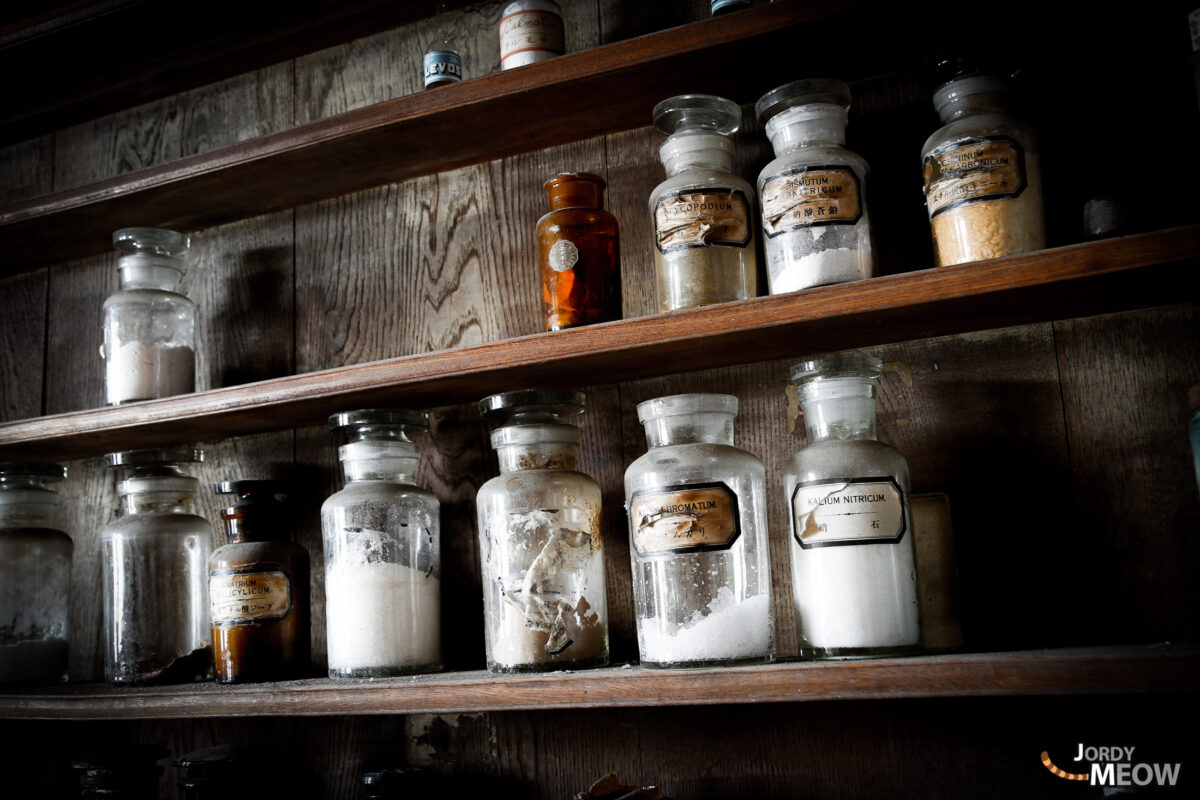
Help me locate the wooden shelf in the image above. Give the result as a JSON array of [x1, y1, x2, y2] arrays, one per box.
[[0, 645, 1194, 721], [0, 0, 898, 275], [1, 225, 1197, 461]]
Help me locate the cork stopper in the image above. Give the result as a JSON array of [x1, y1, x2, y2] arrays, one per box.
[[544, 172, 606, 211]]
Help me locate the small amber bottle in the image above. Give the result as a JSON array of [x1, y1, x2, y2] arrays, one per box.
[[208, 480, 311, 683], [536, 172, 621, 331]]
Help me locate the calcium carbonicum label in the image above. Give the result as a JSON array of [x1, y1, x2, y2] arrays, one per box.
[[629, 482, 741, 557], [923, 135, 1027, 217], [790, 477, 906, 549]]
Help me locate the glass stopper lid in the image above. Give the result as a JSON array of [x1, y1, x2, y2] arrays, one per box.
[[329, 408, 429, 443], [105, 446, 204, 468], [755, 78, 851, 125], [790, 354, 882, 384], [479, 389, 586, 424], [112, 227, 190, 257], [653, 94, 741, 136], [0, 461, 67, 481]]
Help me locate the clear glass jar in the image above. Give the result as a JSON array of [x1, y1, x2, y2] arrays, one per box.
[[784, 355, 921, 658], [0, 462, 72, 683], [624, 394, 775, 668], [755, 79, 875, 294], [101, 447, 213, 684], [921, 58, 1045, 266], [476, 389, 608, 672], [499, 0, 565, 70], [101, 227, 196, 405], [321, 409, 441, 678], [649, 94, 758, 312], [209, 480, 311, 683]]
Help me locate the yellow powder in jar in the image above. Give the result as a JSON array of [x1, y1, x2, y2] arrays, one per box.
[[930, 154, 1045, 267]]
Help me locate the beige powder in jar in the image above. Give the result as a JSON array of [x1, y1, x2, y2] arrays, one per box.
[[930, 154, 1045, 266]]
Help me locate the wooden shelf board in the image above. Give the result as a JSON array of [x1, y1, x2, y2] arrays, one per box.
[[0, 0, 887, 275], [0, 645, 1194, 721], [1, 225, 1197, 461]]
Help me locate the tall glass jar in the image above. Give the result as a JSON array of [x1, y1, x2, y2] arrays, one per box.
[[784, 356, 921, 658], [476, 389, 608, 672], [321, 409, 441, 677], [624, 394, 774, 668], [209, 480, 310, 684], [755, 79, 875, 294], [537, 173, 622, 331], [921, 58, 1045, 266], [0, 462, 72, 683], [101, 447, 213, 684], [101, 227, 196, 405], [649, 94, 758, 312], [499, 0, 565, 70]]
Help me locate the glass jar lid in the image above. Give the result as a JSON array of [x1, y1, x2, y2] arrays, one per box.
[[755, 78, 850, 126], [653, 94, 741, 136], [790, 354, 882, 385], [329, 408, 429, 444], [105, 447, 204, 468], [636, 393, 737, 422], [112, 227, 190, 257], [0, 462, 66, 483], [480, 388, 585, 424]]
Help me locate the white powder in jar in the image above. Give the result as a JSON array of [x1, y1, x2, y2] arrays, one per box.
[[105, 341, 195, 404], [638, 587, 772, 665], [325, 561, 441, 673], [768, 246, 871, 294]]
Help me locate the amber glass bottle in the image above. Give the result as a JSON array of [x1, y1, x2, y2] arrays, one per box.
[[536, 172, 621, 331], [208, 480, 311, 683]]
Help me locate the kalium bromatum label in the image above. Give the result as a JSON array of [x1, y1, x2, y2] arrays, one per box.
[[630, 482, 741, 557]]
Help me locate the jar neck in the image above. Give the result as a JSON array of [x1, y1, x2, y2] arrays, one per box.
[[766, 105, 847, 154], [496, 443, 578, 472], [660, 132, 735, 176], [0, 492, 58, 527], [799, 378, 878, 442], [122, 491, 198, 515], [339, 440, 419, 484], [118, 255, 185, 291], [643, 412, 734, 448], [934, 76, 1012, 123], [546, 181, 604, 211]]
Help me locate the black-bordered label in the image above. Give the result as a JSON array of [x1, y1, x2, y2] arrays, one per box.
[[790, 477, 906, 549], [653, 188, 752, 253], [210, 565, 294, 625], [760, 166, 862, 237], [629, 482, 741, 558], [923, 135, 1027, 217]]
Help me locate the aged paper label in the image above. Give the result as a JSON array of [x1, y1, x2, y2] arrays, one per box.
[[499, 10, 565, 63], [210, 567, 293, 625], [761, 166, 862, 236], [923, 136, 1027, 217], [653, 189, 751, 253], [630, 482, 741, 557], [791, 478, 906, 549]]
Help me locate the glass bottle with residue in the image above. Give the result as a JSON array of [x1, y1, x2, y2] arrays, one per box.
[[321, 409, 442, 678], [209, 480, 310, 683], [101, 227, 196, 405], [476, 389, 608, 672], [624, 394, 775, 667], [784, 355, 921, 658], [0, 462, 72, 684], [649, 94, 758, 312], [100, 447, 213, 684], [755, 79, 875, 294]]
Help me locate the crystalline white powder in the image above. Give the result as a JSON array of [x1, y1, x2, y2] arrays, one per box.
[[105, 341, 194, 404], [638, 587, 772, 664], [325, 561, 440, 672], [768, 246, 870, 294]]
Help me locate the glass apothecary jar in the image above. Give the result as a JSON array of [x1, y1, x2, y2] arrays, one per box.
[[784, 355, 921, 658], [624, 394, 775, 667], [921, 56, 1045, 266], [209, 480, 310, 683], [499, 0, 565, 70], [321, 409, 441, 678], [649, 94, 758, 312], [476, 389, 608, 672], [101, 227, 196, 405], [537, 172, 622, 331], [0, 462, 72, 683], [755, 79, 874, 295], [101, 447, 213, 684]]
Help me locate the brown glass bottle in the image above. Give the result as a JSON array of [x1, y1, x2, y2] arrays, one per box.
[[208, 480, 311, 683], [536, 172, 622, 331]]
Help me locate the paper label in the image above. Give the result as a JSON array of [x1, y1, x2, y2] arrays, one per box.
[[923, 136, 1027, 217], [500, 10, 565, 63], [548, 239, 579, 272], [629, 482, 741, 557], [760, 166, 862, 236], [791, 477, 906, 549], [210, 567, 293, 625], [653, 188, 752, 253]]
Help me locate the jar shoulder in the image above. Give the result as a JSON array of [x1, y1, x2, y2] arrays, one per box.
[[322, 480, 438, 510], [478, 469, 601, 500], [101, 512, 213, 539], [922, 113, 1038, 157], [758, 147, 869, 186], [649, 170, 756, 204], [626, 443, 765, 487], [210, 540, 309, 569], [785, 439, 910, 485], [536, 208, 618, 231]]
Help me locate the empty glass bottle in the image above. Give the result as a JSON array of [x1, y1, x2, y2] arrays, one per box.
[[209, 480, 310, 683], [321, 409, 442, 678], [755, 79, 875, 294], [0, 462, 72, 683], [650, 94, 758, 312], [784, 355, 921, 658], [624, 394, 775, 667], [499, 0, 565, 69], [101, 227, 196, 405], [101, 447, 213, 684], [476, 389, 608, 672]]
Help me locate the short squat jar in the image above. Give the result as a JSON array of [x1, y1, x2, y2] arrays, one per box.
[[0, 462, 72, 683], [101, 448, 213, 685], [921, 58, 1045, 266], [755, 79, 875, 294], [321, 409, 442, 678], [649, 94, 758, 312], [476, 390, 608, 672], [101, 227, 196, 405], [784, 356, 921, 658], [624, 394, 775, 668]]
